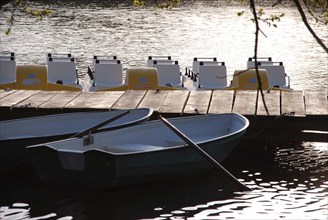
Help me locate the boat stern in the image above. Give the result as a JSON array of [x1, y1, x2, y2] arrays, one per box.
[[27, 145, 118, 188]]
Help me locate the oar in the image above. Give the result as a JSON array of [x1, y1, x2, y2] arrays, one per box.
[[159, 115, 251, 191], [71, 110, 130, 138]]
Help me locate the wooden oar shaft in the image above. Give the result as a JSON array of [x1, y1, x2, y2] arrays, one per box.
[[71, 110, 130, 138], [159, 115, 250, 191]]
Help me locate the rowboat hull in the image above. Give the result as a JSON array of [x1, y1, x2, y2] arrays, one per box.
[[28, 132, 244, 188], [0, 135, 72, 166], [28, 113, 249, 188], [0, 108, 153, 166]]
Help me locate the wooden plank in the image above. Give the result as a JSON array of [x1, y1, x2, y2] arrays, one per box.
[[12, 91, 57, 109], [184, 90, 212, 114], [208, 90, 234, 114], [0, 90, 39, 108], [94, 91, 125, 109], [64, 92, 104, 109], [304, 90, 328, 115], [39, 91, 81, 109], [137, 90, 168, 112], [232, 90, 258, 115], [256, 90, 280, 116], [281, 90, 305, 116], [159, 90, 190, 114], [111, 90, 147, 110], [0, 90, 17, 99]]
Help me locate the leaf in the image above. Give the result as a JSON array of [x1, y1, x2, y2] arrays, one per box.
[[5, 28, 11, 36], [17, 0, 23, 7], [32, 10, 41, 16], [41, 9, 53, 16]]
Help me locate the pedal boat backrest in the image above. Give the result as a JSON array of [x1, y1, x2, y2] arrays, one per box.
[[256, 62, 290, 89], [197, 61, 228, 89], [152, 60, 182, 87], [247, 57, 290, 89], [147, 56, 171, 67], [189, 57, 218, 80], [247, 57, 273, 69], [47, 56, 79, 86], [92, 55, 117, 73], [93, 59, 123, 87], [0, 53, 16, 85]]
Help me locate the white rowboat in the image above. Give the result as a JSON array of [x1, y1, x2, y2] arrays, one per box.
[[27, 113, 249, 188], [0, 108, 153, 165]]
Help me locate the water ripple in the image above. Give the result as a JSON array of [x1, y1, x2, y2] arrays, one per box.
[[1, 1, 327, 90], [0, 203, 69, 220]]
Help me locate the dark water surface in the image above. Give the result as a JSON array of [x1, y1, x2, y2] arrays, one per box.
[[0, 0, 327, 219], [0, 141, 327, 219]]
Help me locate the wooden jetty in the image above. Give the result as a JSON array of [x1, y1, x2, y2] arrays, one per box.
[[0, 89, 327, 142]]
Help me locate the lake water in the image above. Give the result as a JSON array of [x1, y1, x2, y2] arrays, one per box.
[[0, 0, 327, 90], [0, 0, 327, 219], [0, 140, 327, 219]]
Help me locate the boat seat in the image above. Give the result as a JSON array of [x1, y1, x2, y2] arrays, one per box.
[[0, 55, 16, 84], [47, 57, 79, 86], [93, 59, 123, 89], [147, 55, 171, 67], [125, 68, 159, 90], [153, 61, 182, 87], [105, 144, 165, 153], [231, 69, 269, 90], [197, 61, 229, 89], [15, 65, 48, 90]]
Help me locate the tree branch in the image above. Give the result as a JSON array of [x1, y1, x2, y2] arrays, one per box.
[[249, 0, 270, 116], [293, 0, 328, 53]]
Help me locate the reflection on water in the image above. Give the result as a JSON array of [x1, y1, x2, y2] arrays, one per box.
[[0, 141, 327, 219], [274, 142, 328, 173], [0, 0, 327, 90], [150, 141, 328, 220], [0, 203, 69, 220]]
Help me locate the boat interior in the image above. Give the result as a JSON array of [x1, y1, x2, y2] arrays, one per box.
[[0, 109, 151, 140], [35, 114, 248, 155]]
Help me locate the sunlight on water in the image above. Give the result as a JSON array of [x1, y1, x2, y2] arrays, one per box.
[[152, 176, 328, 220], [0, 203, 72, 220], [0, 0, 327, 90], [312, 142, 328, 152], [151, 141, 328, 219]]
